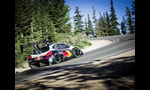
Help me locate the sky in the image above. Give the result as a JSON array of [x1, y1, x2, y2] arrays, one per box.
[[65, 0, 135, 31]]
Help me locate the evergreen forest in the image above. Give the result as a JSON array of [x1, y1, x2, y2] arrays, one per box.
[[15, 0, 135, 67]]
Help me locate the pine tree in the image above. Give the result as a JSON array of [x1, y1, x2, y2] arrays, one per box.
[[15, 0, 24, 38], [105, 12, 111, 36], [92, 6, 98, 37], [84, 18, 89, 36], [96, 12, 102, 37], [96, 12, 104, 37], [87, 14, 94, 36], [131, 1, 135, 16], [99, 13, 106, 36], [131, 1, 135, 33], [120, 16, 127, 34], [92, 6, 97, 25], [73, 6, 84, 34], [126, 7, 133, 34], [46, 0, 71, 33], [110, 0, 120, 35], [15, 0, 32, 44], [15, 0, 34, 67], [103, 12, 110, 36], [15, 0, 36, 46], [60, 10, 72, 33]]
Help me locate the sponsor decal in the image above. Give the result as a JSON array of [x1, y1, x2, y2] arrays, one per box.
[[49, 56, 54, 63], [64, 50, 72, 58]]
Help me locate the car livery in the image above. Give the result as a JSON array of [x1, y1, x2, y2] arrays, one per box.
[[28, 43, 83, 69]]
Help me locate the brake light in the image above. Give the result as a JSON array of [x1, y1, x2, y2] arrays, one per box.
[[29, 56, 32, 60], [46, 51, 52, 56], [35, 57, 42, 60]]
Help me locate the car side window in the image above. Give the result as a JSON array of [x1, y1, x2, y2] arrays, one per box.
[[62, 44, 70, 48], [52, 45, 59, 49], [59, 44, 69, 49], [52, 44, 69, 49], [58, 44, 63, 49]]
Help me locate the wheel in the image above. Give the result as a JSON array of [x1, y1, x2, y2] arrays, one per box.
[[53, 53, 61, 64], [79, 50, 83, 55], [72, 47, 82, 58]]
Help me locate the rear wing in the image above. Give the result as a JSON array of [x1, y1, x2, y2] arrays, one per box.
[[20, 40, 47, 54]]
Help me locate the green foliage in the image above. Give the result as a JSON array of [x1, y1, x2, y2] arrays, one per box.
[[87, 14, 94, 36], [15, 36, 33, 68], [92, 6, 97, 35], [84, 18, 89, 36], [56, 33, 92, 49], [120, 16, 127, 34], [15, 0, 72, 68], [92, 6, 97, 25], [110, 0, 120, 35], [105, 12, 111, 36], [131, 1, 135, 16], [15, 0, 135, 68], [131, 1, 135, 33], [96, 12, 109, 37], [126, 7, 134, 34], [52, 3, 71, 33], [15, 40, 24, 68], [94, 0, 121, 37], [99, 13, 107, 36], [73, 6, 84, 34]]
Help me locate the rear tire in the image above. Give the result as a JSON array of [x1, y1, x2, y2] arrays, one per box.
[[53, 53, 61, 64]]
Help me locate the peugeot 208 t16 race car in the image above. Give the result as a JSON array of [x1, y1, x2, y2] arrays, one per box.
[[28, 43, 83, 68]]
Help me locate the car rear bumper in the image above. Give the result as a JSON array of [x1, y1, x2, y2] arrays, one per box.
[[28, 59, 48, 65]]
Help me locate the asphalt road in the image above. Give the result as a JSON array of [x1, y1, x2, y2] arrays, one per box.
[[15, 34, 135, 84]]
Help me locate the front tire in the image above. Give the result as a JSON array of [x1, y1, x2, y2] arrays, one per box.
[[72, 47, 83, 58]]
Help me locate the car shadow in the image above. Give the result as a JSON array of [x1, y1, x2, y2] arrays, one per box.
[[15, 56, 135, 90]]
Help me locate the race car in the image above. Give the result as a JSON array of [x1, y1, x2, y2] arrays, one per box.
[[28, 43, 83, 68]]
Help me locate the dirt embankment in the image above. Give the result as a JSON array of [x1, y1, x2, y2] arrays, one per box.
[[15, 49, 135, 90]]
